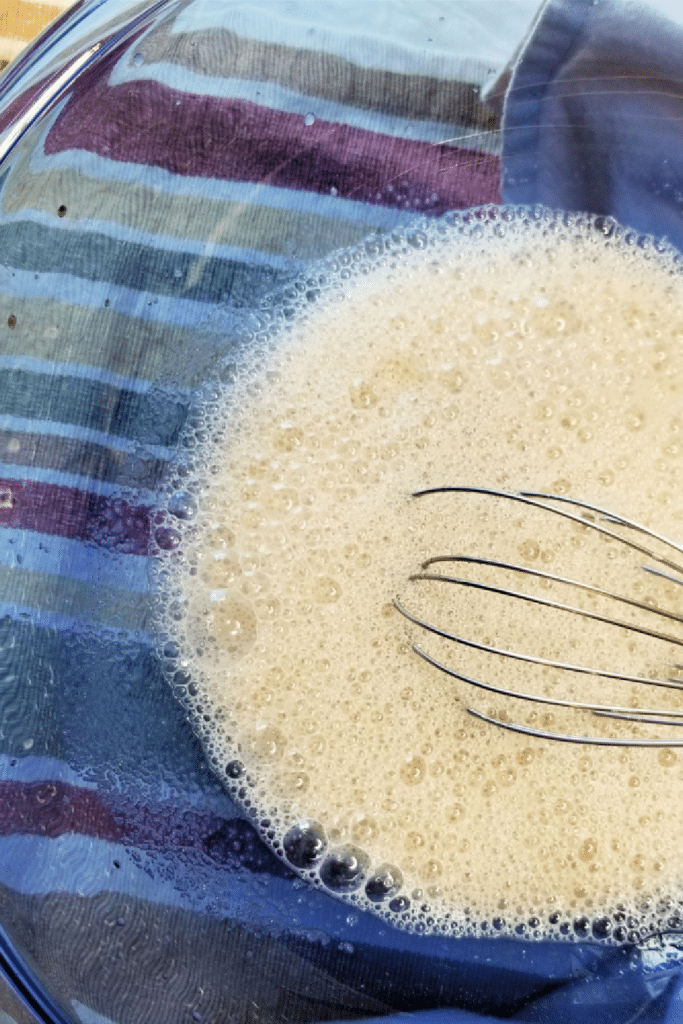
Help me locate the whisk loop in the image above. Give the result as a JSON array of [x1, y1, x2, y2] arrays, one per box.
[[395, 487, 683, 746]]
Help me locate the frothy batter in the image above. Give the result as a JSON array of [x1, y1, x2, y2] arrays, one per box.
[[156, 208, 683, 942]]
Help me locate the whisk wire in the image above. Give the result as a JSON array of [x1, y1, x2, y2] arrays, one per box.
[[407, 640, 683, 748], [414, 486, 683, 576], [395, 598, 683, 690], [421, 555, 683, 627], [467, 708, 683, 747], [412, 565, 683, 646], [397, 488, 683, 746]]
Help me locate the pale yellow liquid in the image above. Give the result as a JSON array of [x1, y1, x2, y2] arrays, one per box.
[[161, 211, 683, 940]]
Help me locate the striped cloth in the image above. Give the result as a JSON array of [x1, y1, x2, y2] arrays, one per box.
[[0, 2, 678, 1023]]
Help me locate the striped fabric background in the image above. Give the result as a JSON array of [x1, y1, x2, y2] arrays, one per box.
[[2, 4, 657, 1024], [0, 0, 507, 642]]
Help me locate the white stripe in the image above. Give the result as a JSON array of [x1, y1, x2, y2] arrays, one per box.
[[0, 352, 189, 398], [0, 415, 176, 461], [0, 599, 153, 643], [0, 833, 161, 897], [0, 831, 395, 939], [72, 1002, 119, 1024], [170, 1, 508, 77], [0, 528, 150, 592], [0, 832, 292, 927], [2, 265, 246, 334], [0, 753, 97, 788], [0, 462, 159, 502], [0, 834, 241, 920], [1, 204, 307, 273], [109, 61, 501, 155]]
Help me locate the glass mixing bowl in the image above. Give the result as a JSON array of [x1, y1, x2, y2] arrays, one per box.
[[1, 2, 682, 1022]]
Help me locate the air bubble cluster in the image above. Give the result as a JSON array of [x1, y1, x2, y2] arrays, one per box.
[[154, 206, 683, 942]]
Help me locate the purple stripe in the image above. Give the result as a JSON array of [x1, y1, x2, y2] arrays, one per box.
[[0, 23, 141, 139], [0, 77, 49, 137], [0, 779, 288, 876], [0, 780, 123, 841], [0, 478, 150, 556], [46, 75, 500, 213]]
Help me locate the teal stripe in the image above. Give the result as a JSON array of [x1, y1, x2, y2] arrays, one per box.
[[0, 220, 292, 305], [0, 613, 200, 776], [0, 368, 187, 446]]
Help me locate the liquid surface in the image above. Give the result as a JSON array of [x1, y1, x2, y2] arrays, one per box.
[[158, 209, 683, 941]]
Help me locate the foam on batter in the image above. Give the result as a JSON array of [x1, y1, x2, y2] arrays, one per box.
[[156, 208, 683, 942]]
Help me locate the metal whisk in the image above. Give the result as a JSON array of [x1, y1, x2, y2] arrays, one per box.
[[395, 487, 683, 746]]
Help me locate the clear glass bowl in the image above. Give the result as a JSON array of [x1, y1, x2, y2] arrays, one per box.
[[0, 3, 681, 1023]]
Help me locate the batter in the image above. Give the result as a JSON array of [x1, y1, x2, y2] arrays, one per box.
[[157, 208, 683, 941]]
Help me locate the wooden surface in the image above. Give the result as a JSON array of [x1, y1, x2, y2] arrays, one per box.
[[0, 0, 73, 71]]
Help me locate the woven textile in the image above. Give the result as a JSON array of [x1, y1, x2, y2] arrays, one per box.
[[0, 2, 681, 1023]]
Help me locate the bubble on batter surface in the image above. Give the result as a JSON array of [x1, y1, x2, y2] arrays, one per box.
[[154, 206, 683, 941]]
